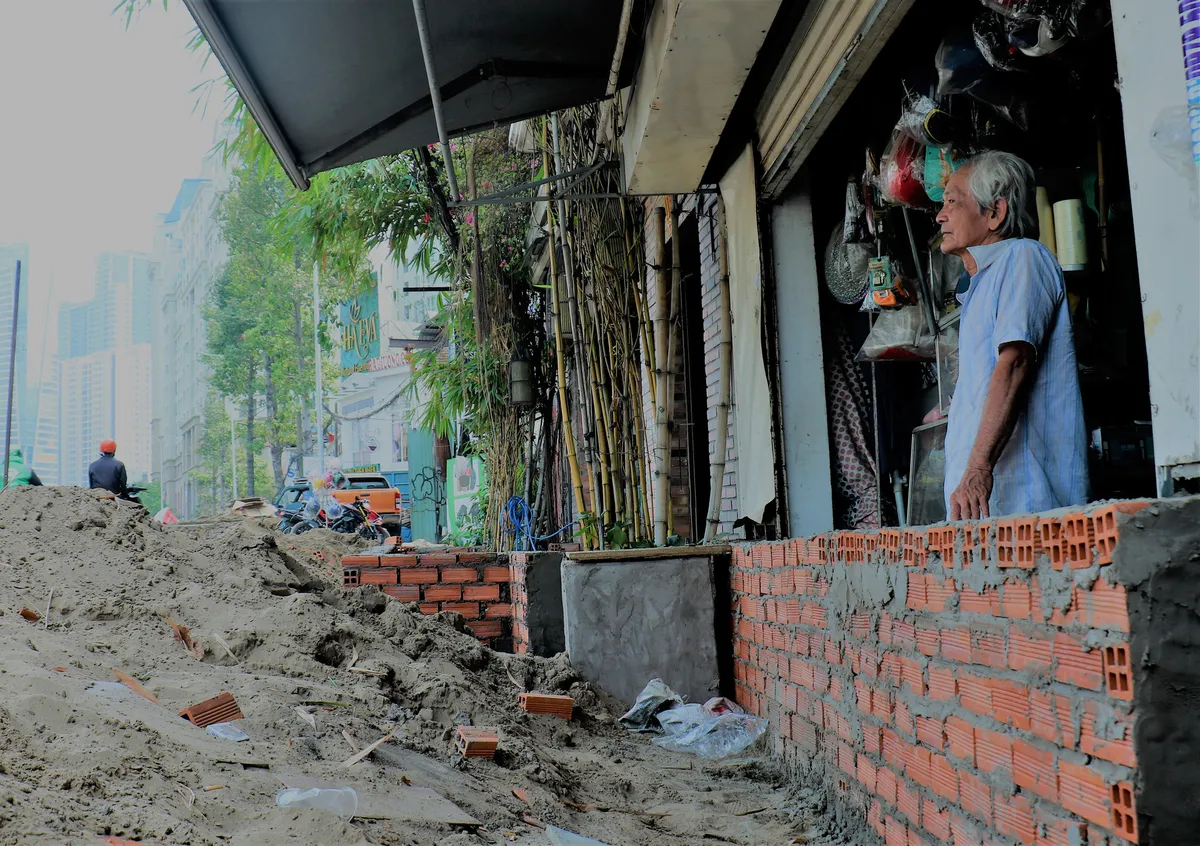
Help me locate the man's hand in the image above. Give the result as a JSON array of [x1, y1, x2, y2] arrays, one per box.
[[950, 464, 993, 520]]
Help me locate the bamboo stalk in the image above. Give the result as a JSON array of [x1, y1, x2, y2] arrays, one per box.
[[651, 204, 669, 546], [664, 199, 683, 539], [542, 120, 588, 545], [704, 195, 733, 541]]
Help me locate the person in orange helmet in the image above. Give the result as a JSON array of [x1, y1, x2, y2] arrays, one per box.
[[88, 439, 128, 498]]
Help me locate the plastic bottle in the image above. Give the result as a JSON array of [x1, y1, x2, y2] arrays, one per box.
[[275, 786, 358, 820]]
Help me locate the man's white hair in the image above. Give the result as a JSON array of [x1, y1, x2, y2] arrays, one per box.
[[964, 150, 1038, 240]]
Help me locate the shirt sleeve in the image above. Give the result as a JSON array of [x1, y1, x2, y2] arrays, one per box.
[[991, 243, 1063, 357]]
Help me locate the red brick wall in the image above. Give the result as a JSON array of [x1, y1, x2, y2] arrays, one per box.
[[342, 551, 513, 650], [732, 503, 1148, 845], [511, 554, 531, 654]]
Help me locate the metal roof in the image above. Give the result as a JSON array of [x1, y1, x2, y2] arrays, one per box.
[[181, 0, 638, 190]]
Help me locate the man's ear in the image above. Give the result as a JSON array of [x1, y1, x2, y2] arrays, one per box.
[[987, 198, 1009, 233]]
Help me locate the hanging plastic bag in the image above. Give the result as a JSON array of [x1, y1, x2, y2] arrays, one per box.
[[923, 147, 965, 205], [842, 177, 869, 244], [879, 129, 931, 208], [856, 306, 937, 362]]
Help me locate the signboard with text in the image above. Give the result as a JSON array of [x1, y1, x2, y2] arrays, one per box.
[[339, 285, 381, 377]]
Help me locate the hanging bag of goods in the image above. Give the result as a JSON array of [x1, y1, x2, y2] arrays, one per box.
[[879, 126, 931, 209]]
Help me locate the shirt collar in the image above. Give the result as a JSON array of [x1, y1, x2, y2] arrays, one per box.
[[966, 239, 1014, 277]]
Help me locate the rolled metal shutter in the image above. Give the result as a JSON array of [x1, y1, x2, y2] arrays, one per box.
[[756, 0, 914, 199]]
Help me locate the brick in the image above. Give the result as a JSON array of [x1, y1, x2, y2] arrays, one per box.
[[974, 726, 1013, 777], [907, 745, 932, 789], [801, 603, 828, 628], [926, 576, 955, 612], [439, 567, 479, 583], [932, 752, 959, 801], [1030, 690, 1076, 748], [456, 552, 498, 564], [900, 658, 925, 696], [839, 741, 856, 776], [1078, 577, 1130, 631], [945, 716, 975, 764], [467, 619, 504, 639], [483, 565, 513, 583], [423, 584, 462, 602], [865, 723, 883, 756], [401, 568, 440, 584], [1013, 738, 1058, 802], [382, 584, 421, 602], [1063, 512, 1095, 568], [892, 619, 917, 646], [869, 799, 885, 837], [886, 815, 908, 846], [952, 813, 985, 846], [418, 553, 458, 566], [895, 700, 915, 736], [485, 602, 514, 618], [960, 586, 999, 616], [1009, 627, 1054, 672], [1059, 760, 1112, 829], [1054, 633, 1104, 690], [825, 638, 842, 666], [860, 646, 880, 679], [995, 792, 1037, 845], [941, 627, 971, 663], [923, 799, 951, 842], [882, 652, 903, 688], [915, 625, 940, 657], [991, 678, 1031, 730], [897, 777, 921, 826], [342, 554, 381, 567], [442, 602, 480, 618], [1040, 519, 1068, 569], [418, 602, 439, 615], [877, 763, 899, 805], [464, 583, 501, 601], [879, 612, 894, 646], [998, 581, 1033, 619], [1103, 643, 1134, 700], [1036, 811, 1087, 846], [916, 716, 944, 750], [958, 769, 992, 825], [907, 572, 928, 610], [928, 664, 957, 701], [855, 679, 874, 714], [874, 687, 894, 723], [1080, 702, 1136, 767], [858, 754, 878, 792], [959, 671, 993, 717], [971, 627, 1007, 669], [1092, 501, 1150, 566], [1110, 782, 1137, 843], [360, 567, 399, 585], [884, 730, 905, 769]]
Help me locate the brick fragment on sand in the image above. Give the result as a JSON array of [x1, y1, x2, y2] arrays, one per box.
[[519, 692, 574, 719], [179, 691, 244, 727], [455, 726, 499, 758]]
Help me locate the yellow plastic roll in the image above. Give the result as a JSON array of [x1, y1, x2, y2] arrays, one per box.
[[1036, 187, 1056, 258], [1053, 199, 1088, 271]]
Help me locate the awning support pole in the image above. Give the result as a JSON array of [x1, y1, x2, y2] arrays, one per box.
[[411, 0, 461, 203]]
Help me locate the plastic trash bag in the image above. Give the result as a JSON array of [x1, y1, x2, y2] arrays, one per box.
[[153, 507, 178, 525], [656, 703, 707, 737], [924, 147, 965, 205], [547, 827, 613, 846], [619, 678, 683, 732], [275, 786, 358, 820], [857, 306, 936, 362], [703, 697, 743, 716], [652, 711, 770, 760], [206, 722, 249, 742]]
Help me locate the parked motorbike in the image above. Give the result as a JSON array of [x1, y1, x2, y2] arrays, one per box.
[[287, 495, 387, 542], [118, 485, 148, 509], [276, 510, 306, 534]]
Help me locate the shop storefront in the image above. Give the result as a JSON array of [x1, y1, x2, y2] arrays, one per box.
[[755, 0, 1196, 531]]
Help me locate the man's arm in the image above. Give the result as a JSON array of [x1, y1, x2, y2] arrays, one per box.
[[949, 341, 1035, 520], [117, 464, 128, 495]]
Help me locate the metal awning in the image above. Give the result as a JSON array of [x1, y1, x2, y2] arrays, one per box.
[[182, 0, 640, 189]]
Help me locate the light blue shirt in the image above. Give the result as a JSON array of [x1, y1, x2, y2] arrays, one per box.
[[944, 238, 1088, 516]]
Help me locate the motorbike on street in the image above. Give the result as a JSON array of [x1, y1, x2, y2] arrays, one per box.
[[288, 495, 388, 543]]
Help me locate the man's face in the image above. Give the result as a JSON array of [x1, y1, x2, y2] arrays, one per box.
[[936, 167, 1004, 255]]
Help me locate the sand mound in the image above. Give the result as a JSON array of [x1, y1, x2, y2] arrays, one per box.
[[0, 486, 829, 845]]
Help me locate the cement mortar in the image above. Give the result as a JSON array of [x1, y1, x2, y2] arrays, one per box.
[[1109, 496, 1200, 844]]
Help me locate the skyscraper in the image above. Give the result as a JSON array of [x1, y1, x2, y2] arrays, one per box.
[[56, 252, 156, 486], [0, 244, 31, 458]]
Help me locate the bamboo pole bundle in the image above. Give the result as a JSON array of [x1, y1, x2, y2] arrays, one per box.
[[704, 195, 733, 541], [651, 205, 669, 546], [541, 119, 587, 542]]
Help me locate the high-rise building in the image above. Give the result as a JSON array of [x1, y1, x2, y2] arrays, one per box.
[[153, 163, 228, 518], [0, 244, 32, 459], [32, 357, 59, 485], [56, 251, 156, 486]]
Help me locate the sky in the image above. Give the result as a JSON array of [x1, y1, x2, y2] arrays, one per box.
[[0, 0, 219, 370]]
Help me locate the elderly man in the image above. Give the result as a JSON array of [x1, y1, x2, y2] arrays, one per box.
[[938, 150, 1088, 520]]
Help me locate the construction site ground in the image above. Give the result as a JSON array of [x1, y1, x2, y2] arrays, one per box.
[[0, 487, 846, 846]]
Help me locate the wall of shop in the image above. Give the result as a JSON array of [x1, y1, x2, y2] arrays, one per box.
[[726, 498, 1196, 845]]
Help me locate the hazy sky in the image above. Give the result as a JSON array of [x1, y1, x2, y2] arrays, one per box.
[[0, 0, 219, 369]]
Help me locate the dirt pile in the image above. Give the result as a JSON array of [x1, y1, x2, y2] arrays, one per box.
[[0, 486, 833, 845]]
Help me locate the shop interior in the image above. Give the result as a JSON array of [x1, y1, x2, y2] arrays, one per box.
[[794, 0, 1154, 529]]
